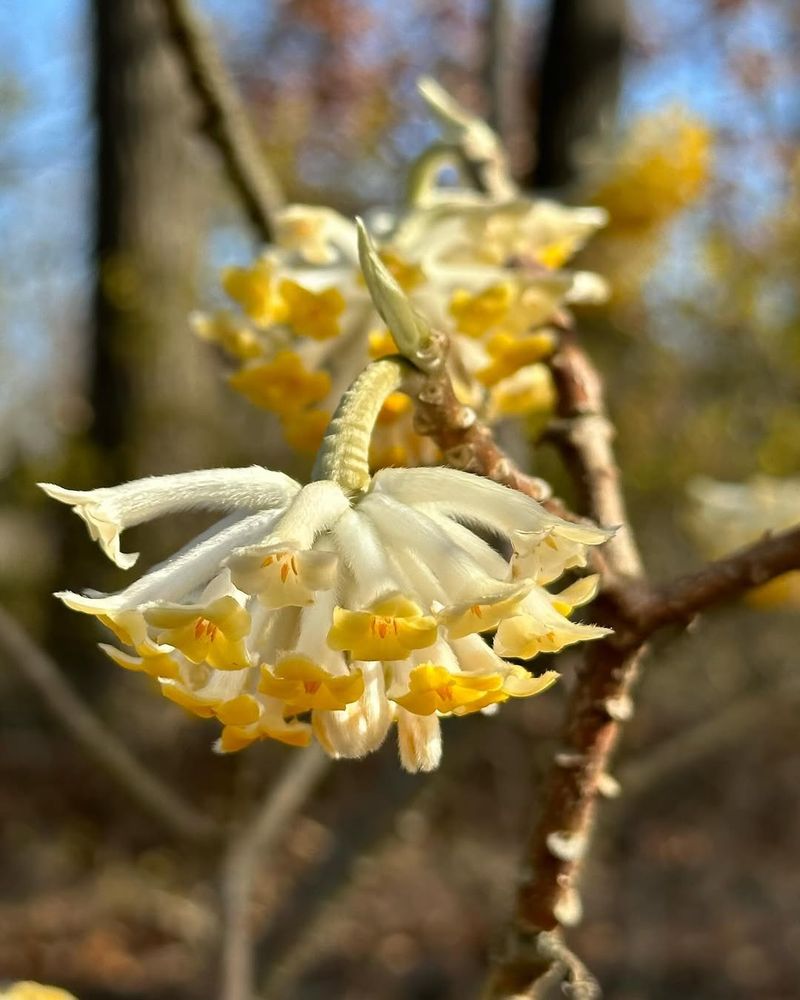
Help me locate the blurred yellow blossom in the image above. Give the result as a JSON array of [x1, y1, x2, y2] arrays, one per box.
[[192, 89, 608, 467], [591, 106, 712, 233], [0, 986, 78, 1000]]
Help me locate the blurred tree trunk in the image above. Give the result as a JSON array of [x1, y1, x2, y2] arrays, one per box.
[[528, 0, 627, 189], [45, 0, 232, 668], [91, 0, 224, 481]]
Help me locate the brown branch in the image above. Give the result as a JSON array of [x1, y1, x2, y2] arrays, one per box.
[[485, 332, 800, 997], [161, 0, 284, 241], [630, 525, 800, 637], [0, 605, 219, 843], [220, 746, 330, 1000], [546, 333, 643, 579], [485, 333, 645, 998], [406, 355, 552, 502]]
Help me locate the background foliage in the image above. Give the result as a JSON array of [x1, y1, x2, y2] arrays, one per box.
[[0, 1, 798, 997]]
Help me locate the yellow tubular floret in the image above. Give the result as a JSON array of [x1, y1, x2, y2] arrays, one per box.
[[259, 656, 364, 713], [144, 597, 250, 670], [279, 280, 346, 340], [229, 351, 331, 414], [449, 283, 513, 337], [222, 259, 287, 327], [327, 595, 438, 661], [392, 664, 505, 716]]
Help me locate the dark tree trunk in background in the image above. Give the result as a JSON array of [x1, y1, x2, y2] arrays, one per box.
[[50, 0, 223, 662], [528, 0, 627, 190], [45, 0, 232, 669], [91, 0, 224, 481]]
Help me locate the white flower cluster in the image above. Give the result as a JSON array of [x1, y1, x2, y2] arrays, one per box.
[[42, 466, 611, 772]]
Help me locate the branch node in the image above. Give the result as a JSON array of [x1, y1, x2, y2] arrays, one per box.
[[602, 693, 634, 722], [552, 886, 583, 927], [546, 830, 588, 862], [596, 772, 622, 799]]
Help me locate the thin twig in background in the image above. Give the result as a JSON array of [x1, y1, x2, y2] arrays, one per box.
[[256, 747, 424, 997], [0, 605, 219, 843], [161, 0, 284, 241], [629, 524, 800, 635], [620, 674, 800, 801], [220, 745, 330, 1000]]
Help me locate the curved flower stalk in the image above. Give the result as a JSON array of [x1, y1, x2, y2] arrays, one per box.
[[193, 84, 608, 466], [42, 360, 613, 773], [687, 475, 800, 608]]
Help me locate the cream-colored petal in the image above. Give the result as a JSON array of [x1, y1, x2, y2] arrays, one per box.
[[360, 492, 515, 605], [313, 661, 393, 759], [56, 509, 282, 617], [227, 544, 337, 608], [39, 468, 299, 568], [396, 708, 442, 773]]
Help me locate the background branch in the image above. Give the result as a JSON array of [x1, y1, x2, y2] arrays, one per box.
[[161, 0, 284, 241], [630, 525, 800, 637], [620, 673, 800, 800], [0, 605, 219, 843], [220, 745, 330, 1000]]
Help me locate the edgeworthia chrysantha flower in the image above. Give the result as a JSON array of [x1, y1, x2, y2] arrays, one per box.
[[192, 80, 608, 466], [42, 352, 612, 772]]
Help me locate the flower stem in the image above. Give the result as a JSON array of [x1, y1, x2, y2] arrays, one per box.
[[405, 142, 471, 205], [312, 357, 412, 494]]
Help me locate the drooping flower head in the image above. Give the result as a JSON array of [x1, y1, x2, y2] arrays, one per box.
[[193, 81, 608, 465], [43, 341, 612, 772]]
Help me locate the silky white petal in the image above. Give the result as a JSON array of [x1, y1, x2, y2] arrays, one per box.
[[191, 666, 251, 704], [396, 709, 442, 773], [421, 510, 510, 577], [248, 605, 301, 663], [289, 590, 347, 673], [269, 480, 350, 550], [565, 270, 610, 304], [39, 467, 300, 568], [374, 468, 614, 557], [360, 492, 516, 603], [58, 509, 284, 615], [371, 467, 582, 540], [314, 661, 393, 758], [450, 633, 512, 675], [275, 204, 359, 264], [384, 544, 446, 607], [330, 507, 402, 607]]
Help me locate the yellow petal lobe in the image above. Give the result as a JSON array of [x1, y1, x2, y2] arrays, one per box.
[[259, 656, 364, 712], [327, 596, 438, 661], [229, 351, 331, 415], [279, 279, 346, 340], [393, 665, 505, 716]]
